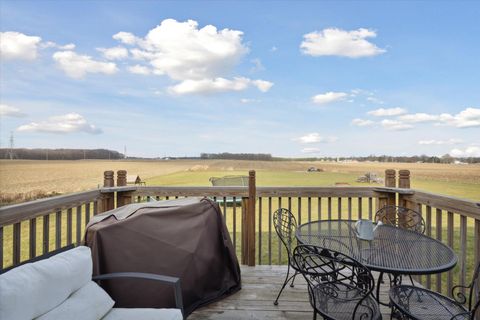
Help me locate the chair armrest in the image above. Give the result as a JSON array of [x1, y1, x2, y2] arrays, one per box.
[[93, 272, 184, 318]]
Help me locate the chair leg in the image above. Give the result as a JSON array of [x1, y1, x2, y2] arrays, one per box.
[[274, 264, 292, 305], [313, 310, 317, 320], [290, 271, 298, 287]]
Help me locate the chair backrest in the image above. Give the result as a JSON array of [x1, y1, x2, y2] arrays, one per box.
[[273, 208, 297, 259], [375, 205, 425, 234], [452, 262, 480, 318], [292, 244, 377, 319]]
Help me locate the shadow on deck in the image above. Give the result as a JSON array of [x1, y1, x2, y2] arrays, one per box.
[[190, 265, 394, 319]]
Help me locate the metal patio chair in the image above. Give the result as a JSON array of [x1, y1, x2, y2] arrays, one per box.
[[375, 205, 425, 234], [390, 262, 480, 320], [375, 205, 426, 289], [292, 244, 382, 320], [273, 208, 299, 305]]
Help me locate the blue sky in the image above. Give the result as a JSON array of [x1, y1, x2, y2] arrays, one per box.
[[1, 1, 479, 158]]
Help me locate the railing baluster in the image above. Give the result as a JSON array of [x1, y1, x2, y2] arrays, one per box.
[[258, 197, 262, 265], [317, 197, 321, 220], [43, 214, 50, 254], [278, 197, 282, 264], [55, 210, 62, 250], [223, 198, 227, 222], [368, 197, 373, 220], [13, 222, 21, 265], [233, 197, 237, 250], [308, 197, 312, 222], [447, 211, 454, 295], [0, 226, 3, 269], [348, 197, 352, 220], [298, 197, 302, 225], [328, 197, 332, 220], [67, 208, 73, 245], [93, 201, 98, 215], [459, 215, 467, 291], [358, 198, 363, 220], [29, 218, 36, 259], [85, 203, 90, 225], [426, 205, 432, 289], [435, 208, 442, 293], [337, 197, 342, 219], [76, 205, 82, 244], [268, 197, 272, 265]]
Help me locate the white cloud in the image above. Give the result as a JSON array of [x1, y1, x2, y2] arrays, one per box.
[[312, 91, 348, 105], [366, 96, 384, 104], [0, 104, 27, 117], [111, 19, 273, 95], [351, 118, 375, 127], [418, 139, 463, 145], [368, 107, 407, 117], [381, 119, 413, 131], [113, 32, 139, 45], [398, 113, 439, 123], [115, 19, 248, 81], [300, 28, 386, 58], [52, 51, 118, 79], [250, 58, 265, 72], [168, 77, 273, 95], [295, 133, 338, 144], [240, 98, 260, 104], [270, 46, 278, 52], [0, 31, 42, 60], [97, 46, 128, 60], [301, 147, 321, 154], [438, 108, 480, 128], [41, 41, 76, 50], [128, 64, 151, 75], [398, 108, 480, 128], [17, 113, 102, 134], [450, 146, 480, 157]]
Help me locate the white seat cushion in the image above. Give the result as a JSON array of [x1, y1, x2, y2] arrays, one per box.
[[102, 308, 183, 320], [35, 281, 114, 320], [0, 246, 93, 320]]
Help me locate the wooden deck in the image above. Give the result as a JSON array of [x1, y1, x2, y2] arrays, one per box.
[[189, 265, 394, 319]]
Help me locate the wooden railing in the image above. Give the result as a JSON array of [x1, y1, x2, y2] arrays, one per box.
[[1, 169, 479, 300]]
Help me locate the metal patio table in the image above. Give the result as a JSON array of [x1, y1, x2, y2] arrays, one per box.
[[295, 220, 458, 304]]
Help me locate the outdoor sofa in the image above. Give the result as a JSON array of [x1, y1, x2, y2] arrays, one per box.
[[0, 245, 183, 320]]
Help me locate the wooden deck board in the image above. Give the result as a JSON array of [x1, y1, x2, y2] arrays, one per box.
[[189, 265, 394, 319]]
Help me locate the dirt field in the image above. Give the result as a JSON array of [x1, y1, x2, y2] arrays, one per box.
[[0, 159, 479, 200]]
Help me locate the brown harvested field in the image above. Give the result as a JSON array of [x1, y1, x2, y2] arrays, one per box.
[[0, 159, 479, 197]]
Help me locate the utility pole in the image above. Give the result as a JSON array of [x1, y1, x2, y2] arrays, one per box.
[[6, 131, 16, 160], [124, 145, 127, 159]]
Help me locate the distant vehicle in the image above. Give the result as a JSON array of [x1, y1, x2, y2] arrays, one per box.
[[307, 167, 324, 172], [356, 172, 384, 184]]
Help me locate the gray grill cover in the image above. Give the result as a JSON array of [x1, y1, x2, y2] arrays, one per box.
[[84, 197, 241, 316]]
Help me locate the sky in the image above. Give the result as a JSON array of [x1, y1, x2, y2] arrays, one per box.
[[0, 1, 479, 158]]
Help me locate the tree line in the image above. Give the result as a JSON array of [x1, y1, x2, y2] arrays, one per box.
[[0, 148, 124, 160]]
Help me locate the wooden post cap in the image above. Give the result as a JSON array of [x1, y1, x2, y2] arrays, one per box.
[[117, 170, 127, 187], [385, 169, 396, 188], [398, 170, 411, 189], [104, 170, 114, 187]]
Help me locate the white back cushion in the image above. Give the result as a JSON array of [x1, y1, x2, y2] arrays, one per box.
[[102, 308, 183, 320], [0, 246, 93, 320], [35, 281, 114, 320]]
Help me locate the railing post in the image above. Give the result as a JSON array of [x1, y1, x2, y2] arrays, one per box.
[[116, 170, 132, 207], [398, 169, 411, 208], [376, 169, 396, 221], [241, 170, 256, 266], [99, 170, 115, 213]]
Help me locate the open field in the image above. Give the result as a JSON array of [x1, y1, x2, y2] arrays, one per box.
[[1, 159, 479, 200]]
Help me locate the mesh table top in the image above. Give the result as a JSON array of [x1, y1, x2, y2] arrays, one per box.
[[296, 220, 457, 275]]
